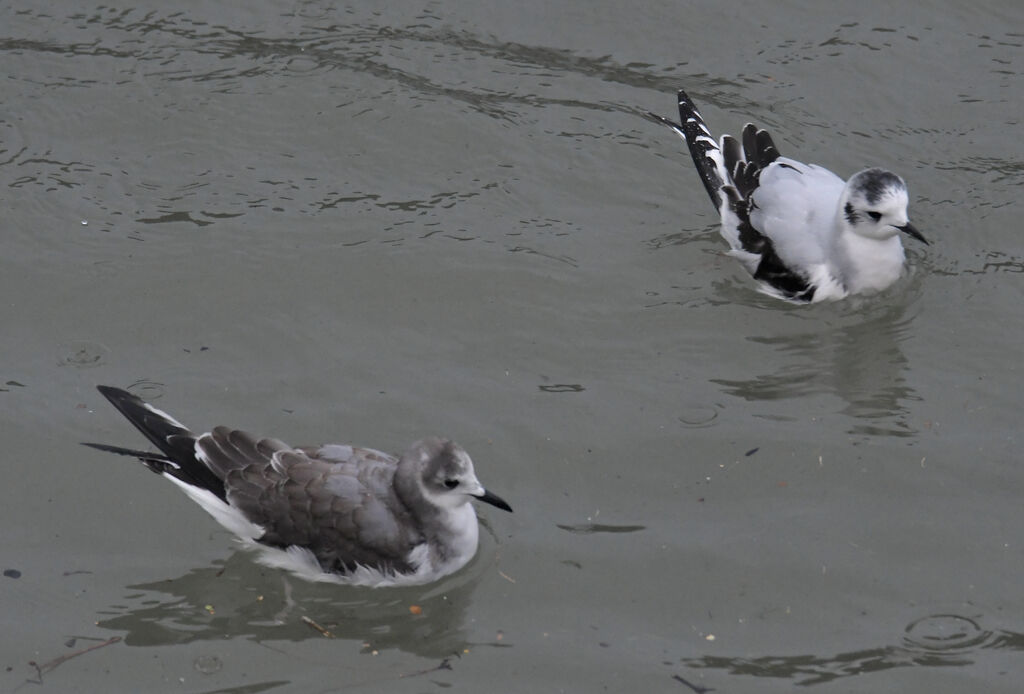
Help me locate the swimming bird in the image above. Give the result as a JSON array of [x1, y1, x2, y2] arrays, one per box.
[[649, 89, 927, 302], [83, 385, 512, 587]]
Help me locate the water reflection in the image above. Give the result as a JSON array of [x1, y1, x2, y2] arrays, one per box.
[[678, 614, 1024, 686], [711, 299, 922, 437], [95, 551, 493, 658]]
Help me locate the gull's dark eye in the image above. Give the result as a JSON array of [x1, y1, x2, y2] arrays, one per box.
[[867, 211, 882, 222], [443, 479, 459, 490]]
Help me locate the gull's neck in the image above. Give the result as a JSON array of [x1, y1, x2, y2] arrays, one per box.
[[394, 463, 480, 571], [413, 497, 480, 571], [833, 220, 907, 295]]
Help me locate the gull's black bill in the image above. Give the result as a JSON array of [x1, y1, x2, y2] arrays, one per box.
[[475, 489, 513, 513], [898, 222, 928, 245]]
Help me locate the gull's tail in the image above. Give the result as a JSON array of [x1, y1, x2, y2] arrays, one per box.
[[83, 385, 227, 501], [648, 89, 728, 212]]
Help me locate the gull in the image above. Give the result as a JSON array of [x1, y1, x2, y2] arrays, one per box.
[[83, 385, 512, 587], [649, 89, 928, 302]]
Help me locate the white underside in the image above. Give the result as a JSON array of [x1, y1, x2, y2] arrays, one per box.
[[162, 473, 470, 588], [250, 542, 444, 587]]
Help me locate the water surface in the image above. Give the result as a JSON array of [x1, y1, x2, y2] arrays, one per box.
[[2, 1, 1022, 692]]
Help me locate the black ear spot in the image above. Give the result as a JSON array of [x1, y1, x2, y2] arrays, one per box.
[[844, 202, 858, 225]]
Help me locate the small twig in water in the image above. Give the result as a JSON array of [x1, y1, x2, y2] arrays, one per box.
[[301, 616, 335, 638], [398, 658, 452, 679], [300, 654, 457, 690], [25, 636, 121, 684], [672, 673, 714, 693]]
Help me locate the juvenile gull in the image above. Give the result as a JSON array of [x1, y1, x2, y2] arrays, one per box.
[[84, 385, 512, 587], [649, 89, 928, 302]]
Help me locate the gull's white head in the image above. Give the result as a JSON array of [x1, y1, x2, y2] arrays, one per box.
[[839, 168, 927, 245], [404, 437, 512, 512]]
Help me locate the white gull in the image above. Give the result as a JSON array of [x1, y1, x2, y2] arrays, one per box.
[[649, 89, 928, 302]]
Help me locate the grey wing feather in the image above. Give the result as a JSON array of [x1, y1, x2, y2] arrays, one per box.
[[197, 429, 422, 575]]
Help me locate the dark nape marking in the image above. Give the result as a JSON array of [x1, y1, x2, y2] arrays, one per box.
[[854, 168, 903, 205], [844, 202, 858, 226]]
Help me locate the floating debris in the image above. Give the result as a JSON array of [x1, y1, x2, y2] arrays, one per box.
[[301, 616, 335, 638], [556, 523, 645, 535], [539, 384, 585, 393]]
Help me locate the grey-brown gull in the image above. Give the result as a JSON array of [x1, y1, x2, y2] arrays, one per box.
[[84, 385, 512, 587]]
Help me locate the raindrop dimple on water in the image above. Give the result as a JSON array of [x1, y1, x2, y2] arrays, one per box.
[[193, 654, 222, 674], [903, 614, 993, 653], [678, 406, 718, 427]]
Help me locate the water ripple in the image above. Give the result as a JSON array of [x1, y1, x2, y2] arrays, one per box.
[[902, 614, 1000, 656], [677, 613, 1023, 686]]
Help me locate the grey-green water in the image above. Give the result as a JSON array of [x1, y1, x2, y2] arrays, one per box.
[[2, 2, 1022, 692]]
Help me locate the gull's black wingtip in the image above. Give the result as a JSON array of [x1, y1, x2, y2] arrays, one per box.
[[81, 441, 180, 474], [81, 441, 148, 457], [647, 111, 682, 130], [96, 384, 139, 405]]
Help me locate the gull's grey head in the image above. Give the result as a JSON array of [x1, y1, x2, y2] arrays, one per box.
[[402, 437, 512, 512], [841, 168, 927, 245]]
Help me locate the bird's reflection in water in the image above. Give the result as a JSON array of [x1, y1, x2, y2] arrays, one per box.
[[710, 297, 922, 437], [95, 549, 494, 658]]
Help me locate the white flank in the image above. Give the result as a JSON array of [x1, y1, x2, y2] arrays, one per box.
[[162, 474, 265, 541]]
